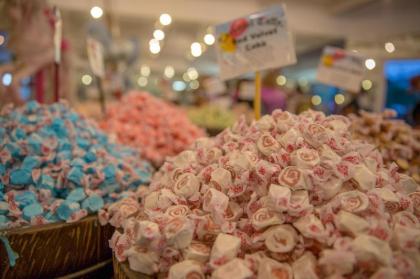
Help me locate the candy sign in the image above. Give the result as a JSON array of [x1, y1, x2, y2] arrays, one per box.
[[316, 46, 365, 92], [87, 37, 105, 78], [215, 5, 296, 80]]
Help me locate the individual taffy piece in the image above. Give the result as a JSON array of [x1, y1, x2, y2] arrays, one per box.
[[258, 258, 293, 279], [168, 260, 204, 279], [212, 258, 253, 279], [210, 233, 241, 266]]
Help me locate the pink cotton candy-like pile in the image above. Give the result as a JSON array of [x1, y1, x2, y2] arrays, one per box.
[[104, 109, 420, 279], [100, 92, 205, 166]]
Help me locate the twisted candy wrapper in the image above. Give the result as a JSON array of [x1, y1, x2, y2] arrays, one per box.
[[100, 91, 204, 166], [0, 101, 152, 229], [107, 109, 420, 278]]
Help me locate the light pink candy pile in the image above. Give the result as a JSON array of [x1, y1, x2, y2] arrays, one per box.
[[100, 91, 205, 166], [350, 110, 420, 183], [104, 109, 420, 279]]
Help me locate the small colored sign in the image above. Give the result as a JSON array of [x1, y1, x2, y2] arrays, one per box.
[[316, 46, 365, 92], [215, 5, 296, 80], [53, 7, 62, 64], [87, 37, 105, 78]]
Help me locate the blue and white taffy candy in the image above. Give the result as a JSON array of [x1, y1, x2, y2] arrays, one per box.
[[66, 188, 86, 202], [82, 195, 104, 213], [0, 101, 153, 228], [56, 201, 80, 221], [22, 202, 43, 221], [67, 167, 84, 185], [15, 192, 37, 208], [10, 168, 32, 185]]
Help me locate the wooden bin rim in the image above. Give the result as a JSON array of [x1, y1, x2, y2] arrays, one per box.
[[0, 215, 100, 236]]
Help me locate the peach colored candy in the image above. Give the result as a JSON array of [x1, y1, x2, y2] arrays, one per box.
[[100, 91, 205, 166]]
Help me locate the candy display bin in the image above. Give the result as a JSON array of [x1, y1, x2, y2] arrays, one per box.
[[0, 215, 114, 279], [113, 254, 154, 279]]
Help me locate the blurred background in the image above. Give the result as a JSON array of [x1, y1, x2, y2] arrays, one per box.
[[1, 0, 420, 130]]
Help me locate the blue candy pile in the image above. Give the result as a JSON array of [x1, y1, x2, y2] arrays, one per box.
[[0, 101, 153, 229]]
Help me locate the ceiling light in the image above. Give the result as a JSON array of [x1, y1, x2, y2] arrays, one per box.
[[2, 73, 12, 86], [191, 42, 202, 57], [149, 39, 161, 54], [204, 34, 215, 46], [362, 79, 373, 90], [153, 29, 165, 41], [159, 13, 172, 26], [141, 65, 151, 77], [385, 42, 395, 53], [187, 67, 199, 80], [173, 81, 186, 91], [311, 95, 322, 106], [90, 6, 103, 19], [183, 73, 190, 82], [276, 75, 287, 86], [190, 80, 199, 90], [334, 93, 345, 105], [81, 74, 92, 85], [137, 76, 148, 87], [365, 58, 376, 70], [164, 66, 175, 79]]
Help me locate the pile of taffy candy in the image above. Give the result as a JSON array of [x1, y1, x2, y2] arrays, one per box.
[[104, 109, 420, 279], [0, 101, 153, 229], [187, 105, 236, 131], [100, 92, 204, 166], [350, 110, 420, 183]]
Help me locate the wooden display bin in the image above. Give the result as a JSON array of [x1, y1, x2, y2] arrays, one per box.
[[113, 254, 154, 279], [0, 215, 114, 279]]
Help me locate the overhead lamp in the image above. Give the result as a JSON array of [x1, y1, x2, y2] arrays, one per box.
[[141, 65, 151, 77], [137, 76, 148, 87], [153, 29, 165, 41], [159, 13, 172, 26], [2, 73, 12, 86], [90, 6, 103, 19], [164, 66, 175, 79], [183, 73, 190, 82], [334, 93, 345, 105], [190, 80, 199, 90], [385, 42, 395, 53], [311, 95, 322, 106], [81, 74, 92, 85], [362, 79, 373, 90], [187, 67, 199, 80], [365, 58, 376, 70], [191, 42, 202, 57], [204, 34, 215, 46], [276, 75, 287, 86], [149, 39, 161, 54], [173, 81, 186, 91]]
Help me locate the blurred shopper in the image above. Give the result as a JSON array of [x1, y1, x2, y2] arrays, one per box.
[[286, 84, 311, 114], [412, 102, 420, 129], [261, 70, 287, 114], [0, 0, 73, 106]]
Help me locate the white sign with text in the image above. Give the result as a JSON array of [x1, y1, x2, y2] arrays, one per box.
[[316, 46, 365, 92], [215, 5, 296, 80]]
